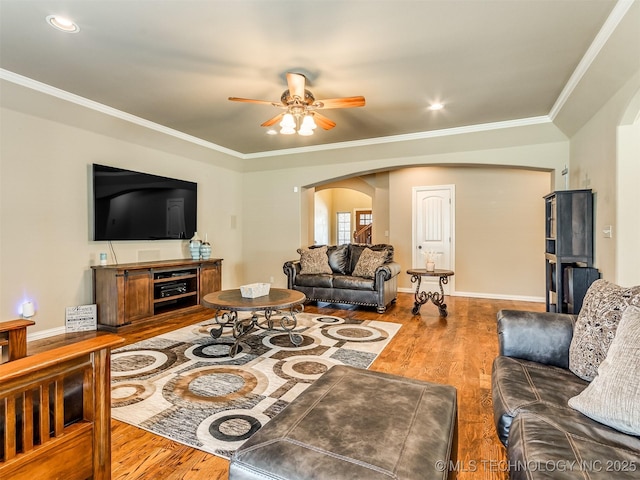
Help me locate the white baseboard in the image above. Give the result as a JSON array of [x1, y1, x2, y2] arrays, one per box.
[[25, 290, 543, 341], [27, 326, 67, 342], [398, 287, 544, 304], [453, 291, 544, 303]]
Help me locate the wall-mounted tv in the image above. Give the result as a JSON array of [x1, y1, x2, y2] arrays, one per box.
[[93, 164, 197, 241]]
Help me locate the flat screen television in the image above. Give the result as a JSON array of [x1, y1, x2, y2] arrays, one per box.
[[93, 164, 197, 241]]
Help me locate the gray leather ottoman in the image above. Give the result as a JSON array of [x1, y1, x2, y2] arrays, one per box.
[[229, 365, 458, 480]]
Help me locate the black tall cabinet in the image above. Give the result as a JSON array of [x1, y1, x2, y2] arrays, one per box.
[[544, 189, 597, 313]]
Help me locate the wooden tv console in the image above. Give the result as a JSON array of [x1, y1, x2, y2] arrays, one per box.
[[92, 258, 222, 332]]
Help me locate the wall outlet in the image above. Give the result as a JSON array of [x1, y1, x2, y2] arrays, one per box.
[[269, 276, 274, 283]]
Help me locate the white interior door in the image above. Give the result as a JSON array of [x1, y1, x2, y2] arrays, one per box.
[[413, 185, 455, 293]]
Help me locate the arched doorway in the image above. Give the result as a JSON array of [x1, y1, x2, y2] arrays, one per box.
[[314, 187, 372, 245]]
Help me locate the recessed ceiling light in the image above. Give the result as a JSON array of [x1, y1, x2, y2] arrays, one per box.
[[46, 15, 80, 33], [428, 103, 444, 111]]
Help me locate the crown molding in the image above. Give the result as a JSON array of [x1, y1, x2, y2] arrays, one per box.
[[1, 68, 550, 160], [2, 3, 630, 160], [0, 68, 244, 158], [241, 116, 553, 159], [549, 0, 635, 120]]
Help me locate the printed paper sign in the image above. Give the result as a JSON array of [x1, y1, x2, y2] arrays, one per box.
[[65, 304, 98, 332]]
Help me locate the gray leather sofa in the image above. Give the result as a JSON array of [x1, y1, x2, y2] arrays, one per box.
[[283, 243, 400, 313], [492, 310, 640, 479]]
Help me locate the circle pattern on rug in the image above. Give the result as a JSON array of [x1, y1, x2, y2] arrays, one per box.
[[170, 366, 266, 404], [197, 409, 271, 452], [111, 350, 173, 378], [323, 325, 388, 343], [210, 414, 261, 441], [313, 315, 345, 325], [262, 332, 318, 351], [190, 373, 245, 397], [186, 340, 248, 361], [268, 333, 314, 348], [111, 381, 155, 407], [278, 356, 341, 381]]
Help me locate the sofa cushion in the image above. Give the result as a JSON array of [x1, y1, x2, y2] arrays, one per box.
[[491, 356, 589, 445], [298, 246, 332, 275], [569, 305, 640, 436], [569, 279, 640, 381], [332, 275, 375, 291], [327, 244, 350, 274], [507, 412, 640, 480], [352, 247, 387, 278], [294, 273, 334, 288]]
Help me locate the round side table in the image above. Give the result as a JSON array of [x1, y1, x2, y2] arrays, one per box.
[[406, 269, 455, 316]]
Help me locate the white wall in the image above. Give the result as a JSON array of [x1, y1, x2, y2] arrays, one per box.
[[389, 167, 550, 298], [569, 74, 640, 283], [616, 89, 640, 286], [0, 106, 243, 335], [314, 189, 331, 245], [242, 138, 568, 299]]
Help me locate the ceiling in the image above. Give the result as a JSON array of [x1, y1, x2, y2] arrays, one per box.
[[0, 1, 624, 156]]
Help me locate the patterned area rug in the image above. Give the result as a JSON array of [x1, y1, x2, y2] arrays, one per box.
[[111, 312, 401, 459]]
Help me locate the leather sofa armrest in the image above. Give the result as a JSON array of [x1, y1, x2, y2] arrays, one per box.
[[283, 260, 301, 289], [375, 261, 401, 281], [497, 309, 576, 369]]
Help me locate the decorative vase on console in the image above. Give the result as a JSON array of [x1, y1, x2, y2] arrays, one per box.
[[189, 232, 201, 260], [424, 250, 438, 272], [200, 234, 212, 260]]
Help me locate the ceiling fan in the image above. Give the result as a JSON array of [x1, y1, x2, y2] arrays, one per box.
[[228, 72, 365, 136]]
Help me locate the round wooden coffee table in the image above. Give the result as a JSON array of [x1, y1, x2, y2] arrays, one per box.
[[202, 288, 306, 357]]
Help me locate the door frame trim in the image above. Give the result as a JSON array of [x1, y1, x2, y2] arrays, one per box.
[[412, 184, 456, 294]]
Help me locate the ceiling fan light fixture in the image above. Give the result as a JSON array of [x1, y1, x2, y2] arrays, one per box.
[[301, 114, 317, 130], [280, 113, 295, 129], [230, 72, 364, 137]]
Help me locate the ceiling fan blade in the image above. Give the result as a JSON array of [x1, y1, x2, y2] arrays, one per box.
[[314, 96, 366, 109], [286, 73, 306, 99], [313, 112, 337, 130], [228, 97, 280, 107], [261, 113, 284, 127]]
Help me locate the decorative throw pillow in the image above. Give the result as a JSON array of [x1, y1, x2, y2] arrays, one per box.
[[569, 280, 640, 381], [352, 247, 387, 278], [348, 244, 393, 273], [298, 246, 332, 274], [327, 244, 350, 274], [568, 305, 640, 435]]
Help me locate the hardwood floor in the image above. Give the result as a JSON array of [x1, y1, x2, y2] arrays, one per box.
[[29, 292, 544, 479]]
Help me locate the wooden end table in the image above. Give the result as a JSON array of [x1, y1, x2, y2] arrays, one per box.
[[202, 288, 306, 357], [406, 269, 454, 317]]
